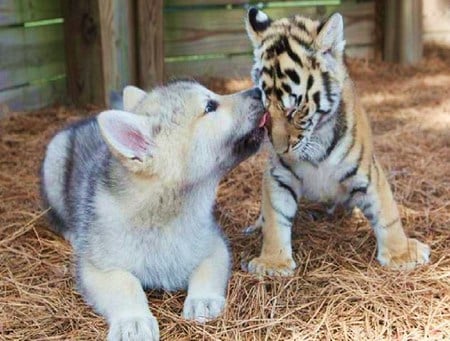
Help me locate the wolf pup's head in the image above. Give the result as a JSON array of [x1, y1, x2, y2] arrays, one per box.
[[97, 81, 267, 186]]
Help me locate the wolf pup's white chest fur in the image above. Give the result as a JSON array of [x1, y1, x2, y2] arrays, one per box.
[[41, 81, 266, 340]]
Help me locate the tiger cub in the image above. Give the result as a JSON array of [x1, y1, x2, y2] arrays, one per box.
[[244, 8, 430, 276]]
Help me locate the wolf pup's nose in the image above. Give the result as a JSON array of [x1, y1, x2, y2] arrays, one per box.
[[245, 88, 262, 100]]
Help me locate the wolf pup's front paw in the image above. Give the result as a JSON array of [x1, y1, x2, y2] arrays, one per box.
[[182, 295, 225, 323], [378, 238, 431, 270], [247, 256, 296, 276], [108, 315, 159, 341]]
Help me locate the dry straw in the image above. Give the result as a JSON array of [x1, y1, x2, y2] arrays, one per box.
[[1, 46, 449, 340]]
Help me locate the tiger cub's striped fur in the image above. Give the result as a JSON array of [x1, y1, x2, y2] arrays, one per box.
[[244, 8, 430, 275]]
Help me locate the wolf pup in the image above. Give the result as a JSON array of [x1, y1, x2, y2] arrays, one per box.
[[41, 81, 267, 340]]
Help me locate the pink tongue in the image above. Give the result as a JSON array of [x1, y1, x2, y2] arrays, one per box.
[[259, 112, 269, 127]]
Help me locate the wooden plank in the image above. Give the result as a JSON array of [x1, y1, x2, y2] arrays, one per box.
[[0, 77, 66, 114], [98, 0, 136, 104], [64, 0, 139, 106], [165, 0, 340, 6], [165, 43, 375, 80], [384, 0, 422, 64], [165, 54, 252, 79], [0, 24, 65, 91], [165, 3, 374, 58], [165, 0, 249, 5], [136, 0, 164, 89], [63, 1, 104, 105], [324, 1, 375, 46], [0, 0, 62, 27], [398, 0, 422, 64], [164, 7, 317, 57]]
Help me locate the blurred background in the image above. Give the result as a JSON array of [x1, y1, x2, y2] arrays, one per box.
[[0, 0, 449, 113]]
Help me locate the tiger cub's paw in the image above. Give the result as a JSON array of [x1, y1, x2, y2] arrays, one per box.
[[378, 238, 430, 270], [247, 256, 296, 276]]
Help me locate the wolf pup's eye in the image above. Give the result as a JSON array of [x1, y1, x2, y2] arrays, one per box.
[[204, 100, 218, 114]]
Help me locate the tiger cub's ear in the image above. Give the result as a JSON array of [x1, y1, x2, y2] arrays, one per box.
[[245, 7, 272, 46], [315, 13, 346, 55]]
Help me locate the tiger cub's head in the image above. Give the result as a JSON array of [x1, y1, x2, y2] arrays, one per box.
[[245, 8, 347, 154]]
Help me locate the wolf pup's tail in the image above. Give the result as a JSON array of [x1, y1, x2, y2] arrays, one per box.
[[40, 130, 72, 240]]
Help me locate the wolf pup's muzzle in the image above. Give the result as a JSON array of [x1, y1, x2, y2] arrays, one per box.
[[233, 88, 270, 157]]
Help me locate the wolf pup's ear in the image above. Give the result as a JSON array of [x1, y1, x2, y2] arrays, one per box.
[[245, 7, 271, 47], [123, 86, 147, 112], [98, 110, 157, 165], [315, 13, 345, 56]]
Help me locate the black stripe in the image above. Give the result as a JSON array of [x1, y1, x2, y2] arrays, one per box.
[[290, 35, 311, 52], [260, 33, 282, 47], [318, 101, 347, 162], [312, 91, 321, 110], [293, 19, 308, 33], [307, 75, 314, 90], [261, 66, 272, 76], [275, 88, 283, 101], [284, 37, 304, 67], [275, 61, 284, 78], [64, 130, 75, 209], [284, 68, 300, 84], [373, 155, 379, 183], [321, 71, 334, 104], [270, 168, 298, 203], [384, 217, 400, 229], [309, 56, 318, 69], [261, 80, 268, 91], [278, 156, 302, 182], [281, 83, 291, 94], [343, 183, 368, 209], [340, 122, 357, 162], [317, 109, 331, 115], [271, 203, 295, 225], [350, 185, 368, 196], [367, 158, 373, 187], [354, 144, 365, 169], [339, 165, 358, 183]]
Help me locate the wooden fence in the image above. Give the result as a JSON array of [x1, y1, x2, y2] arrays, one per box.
[[0, 0, 381, 113], [0, 0, 65, 112], [165, 0, 376, 78]]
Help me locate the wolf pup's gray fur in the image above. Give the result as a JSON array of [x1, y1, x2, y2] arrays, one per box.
[[41, 81, 265, 340]]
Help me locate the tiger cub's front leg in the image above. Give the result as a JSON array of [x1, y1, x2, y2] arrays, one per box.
[[355, 158, 430, 269], [247, 159, 301, 276]]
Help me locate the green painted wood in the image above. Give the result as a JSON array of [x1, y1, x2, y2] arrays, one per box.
[[98, 0, 137, 105], [164, 7, 317, 57], [324, 1, 375, 46], [165, 54, 253, 79], [0, 24, 65, 91], [0, 77, 66, 114], [165, 0, 340, 7], [0, 0, 62, 26], [165, 2, 374, 58], [166, 0, 249, 6]]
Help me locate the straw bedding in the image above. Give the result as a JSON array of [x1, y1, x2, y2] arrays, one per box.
[[1, 46, 449, 340]]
